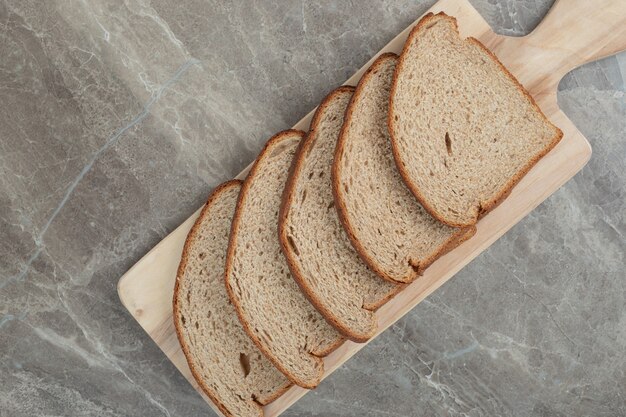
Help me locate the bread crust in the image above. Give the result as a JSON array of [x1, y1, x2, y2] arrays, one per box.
[[388, 12, 564, 228], [256, 382, 293, 406], [333, 52, 476, 284], [224, 130, 344, 389], [363, 281, 405, 311], [173, 180, 290, 417], [279, 86, 401, 343]]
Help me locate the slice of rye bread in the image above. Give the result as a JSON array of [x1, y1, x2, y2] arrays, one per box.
[[225, 130, 344, 389], [333, 54, 476, 284], [389, 12, 563, 227], [279, 86, 403, 342], [173, 180, 291, 417]]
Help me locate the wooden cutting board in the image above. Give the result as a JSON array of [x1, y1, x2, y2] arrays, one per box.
[[117, 0, 625, 415]]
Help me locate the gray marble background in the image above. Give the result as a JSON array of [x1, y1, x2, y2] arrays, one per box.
[[1, 0, 624, 416]]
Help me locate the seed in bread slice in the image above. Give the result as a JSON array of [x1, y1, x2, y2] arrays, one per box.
[[173, 180, 291, 417], [389, 12, 563, 227], [280, 86, 403, 342], [225, 130, 344, 389], [334, 54, 475, 284]]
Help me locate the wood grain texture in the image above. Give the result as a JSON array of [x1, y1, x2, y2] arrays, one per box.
[[117, 0, 624, 415]]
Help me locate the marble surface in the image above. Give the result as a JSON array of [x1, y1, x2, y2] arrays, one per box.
[[1, 0, 624, 416]]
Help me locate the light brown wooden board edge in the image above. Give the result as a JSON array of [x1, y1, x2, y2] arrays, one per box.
[[117, 0, 596, 415]]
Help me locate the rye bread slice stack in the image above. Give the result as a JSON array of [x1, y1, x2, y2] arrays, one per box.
[[173, 180, 290, 417], [333, 53, 476, 284], [389, 13, 563, 227], [225, 130, 344, 389], [173, 11, 562, 413], [279, 86, 403, 342]]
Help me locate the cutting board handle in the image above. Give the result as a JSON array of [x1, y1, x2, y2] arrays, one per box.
[[526, 0, 626, 75]]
